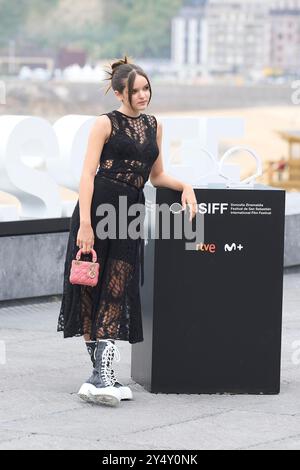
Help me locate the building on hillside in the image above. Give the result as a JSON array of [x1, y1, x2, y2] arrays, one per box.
[[171, 0, 300, 77]]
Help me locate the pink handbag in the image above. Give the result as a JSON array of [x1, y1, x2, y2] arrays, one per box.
[[69, 248, 100, 287]]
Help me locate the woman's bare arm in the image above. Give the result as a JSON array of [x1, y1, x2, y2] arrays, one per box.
[[78, 115, 111, 226], [150, 120, 190, 191], [149, 119, 198, 221], [76, 115, 111, 252]]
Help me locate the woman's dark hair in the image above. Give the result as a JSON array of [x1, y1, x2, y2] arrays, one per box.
[[103, 55, 152, 109]]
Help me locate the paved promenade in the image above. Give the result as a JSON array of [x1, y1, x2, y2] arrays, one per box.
[[0, 266, 299, 450]]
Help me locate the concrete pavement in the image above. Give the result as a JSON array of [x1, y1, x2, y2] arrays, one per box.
[[0, 266, 299, 450]]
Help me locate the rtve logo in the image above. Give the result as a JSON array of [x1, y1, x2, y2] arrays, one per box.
[[196, 243, 217, 253]]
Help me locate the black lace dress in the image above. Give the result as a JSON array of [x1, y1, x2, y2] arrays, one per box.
[[57, 110, 159, 344]]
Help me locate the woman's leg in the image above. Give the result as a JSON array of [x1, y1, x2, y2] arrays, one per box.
[[80, 285, 93, 341], [93, 256, 134, 340]]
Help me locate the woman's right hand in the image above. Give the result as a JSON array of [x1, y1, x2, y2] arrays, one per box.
[[76, 222, 95, 253]]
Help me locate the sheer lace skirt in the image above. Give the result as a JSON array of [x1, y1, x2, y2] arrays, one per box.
[[57, 176, 144, 344]]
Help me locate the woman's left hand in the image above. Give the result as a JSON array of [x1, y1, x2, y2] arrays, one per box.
[[181, 184, 198, 221]]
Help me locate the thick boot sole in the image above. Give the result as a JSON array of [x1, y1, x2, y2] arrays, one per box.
[[78, 383, 94, 403], [118, 385, 133, 400], [78, 383, 121, 407]]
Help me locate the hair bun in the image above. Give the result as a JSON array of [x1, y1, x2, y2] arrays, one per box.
[[103, 56, 132, 92], [111, 55, 133, 74]]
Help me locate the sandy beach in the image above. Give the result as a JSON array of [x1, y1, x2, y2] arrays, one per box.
[[1, 105, 299, 210], [162, 106, 300, 185]]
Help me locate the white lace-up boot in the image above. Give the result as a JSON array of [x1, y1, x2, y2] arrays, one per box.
[[108, 342, 133, 400], [84, 340, 133, 400], [78, 339, 121, 406]]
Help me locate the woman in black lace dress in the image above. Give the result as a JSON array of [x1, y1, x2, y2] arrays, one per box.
[[57, 55, 197, 406]]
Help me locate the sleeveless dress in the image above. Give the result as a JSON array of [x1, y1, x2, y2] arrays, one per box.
[[57, 109, 159, 344]]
